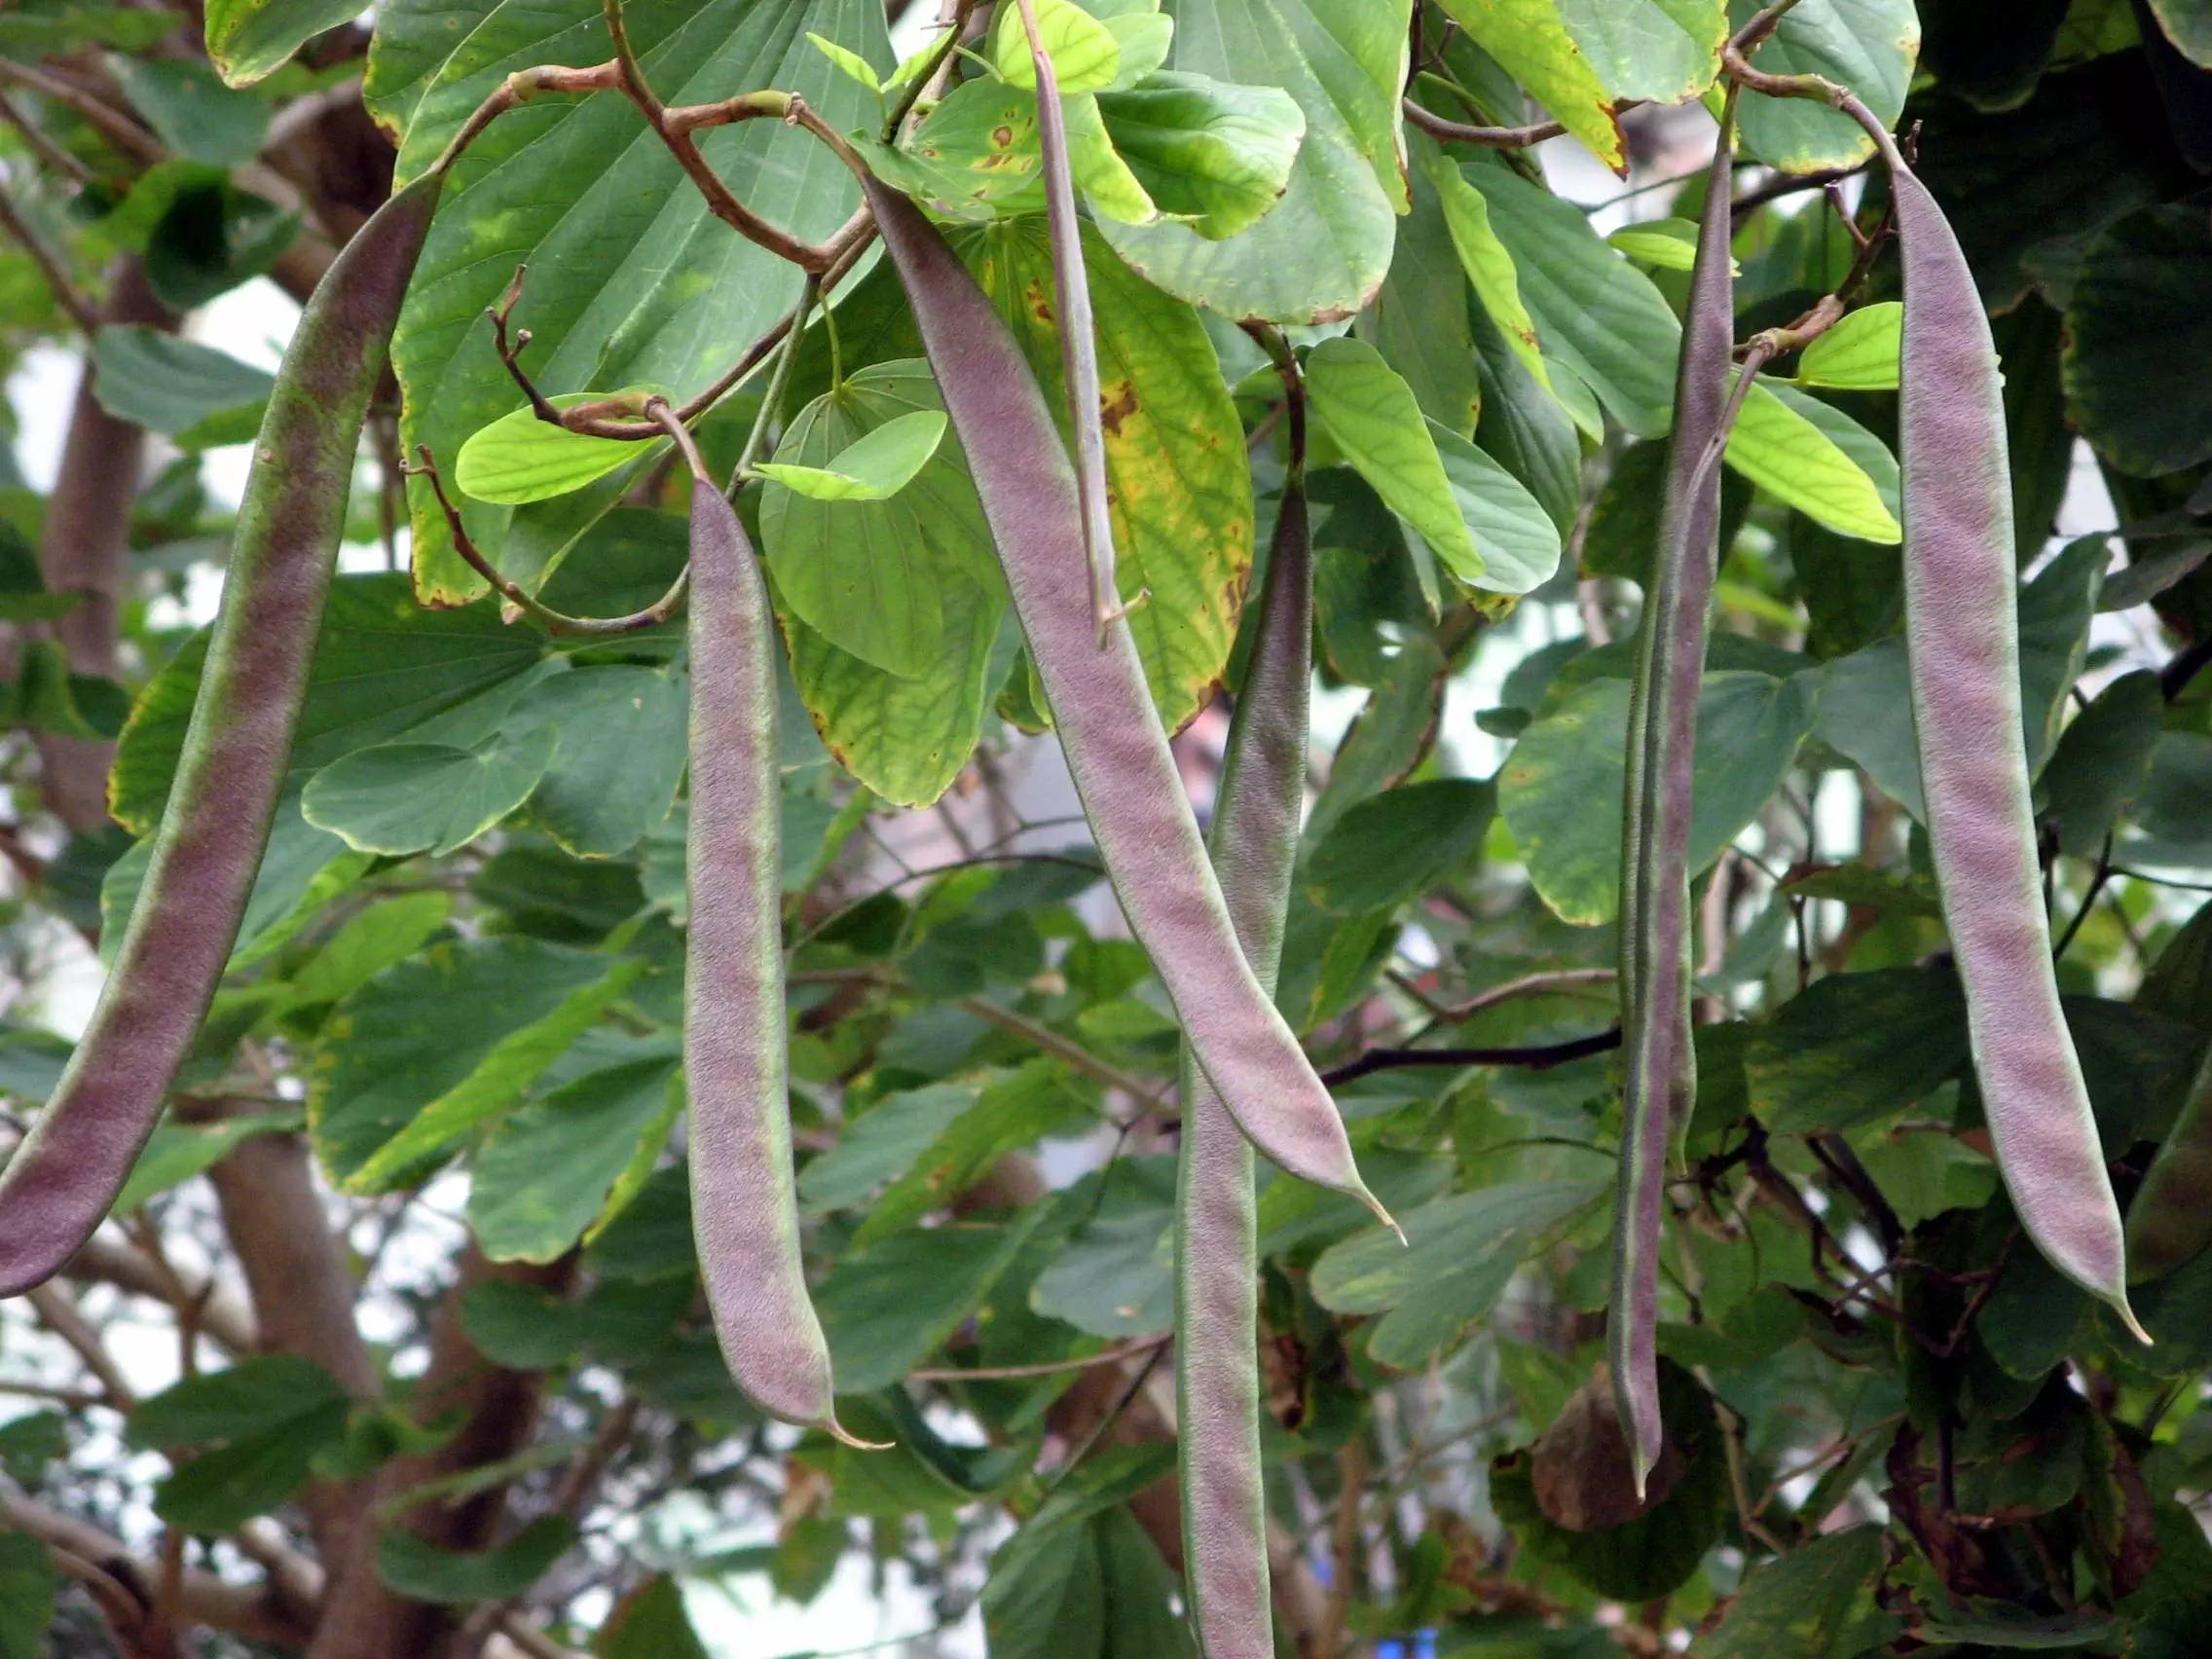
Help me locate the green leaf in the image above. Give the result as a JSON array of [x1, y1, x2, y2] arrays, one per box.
[[115, 1112, 301, 1212], [814, 1211, 1043, 1390], [1435, 0, 1624, 170], [1359, 133, 1484, 436], [0, 1533, 54, 1659], [860, 79, 1046, 221], [285, 893, 453, 1012], [983, 1504, 1193, 1659], [454, 394, 667, 506], [1795, 301, 1902, 390], [377, 1518, 575, 1604], [1427, 147, 1553, 395], [1031, 1159, 1178, 1338], [1605, 217, 1706, 271], [372, 0, 886, 602], [959, 218, 1251, 731], [2064, 202, 2212, 477], [1091, 72, 1306, 240], [302, 730, 559, 858], [129, 1357, 352, 1532], [511, 666, 688, 857], [1461, 154, 1679, 437], [1499, 672, 1817, 925], [763, 363, 992, 681], [1724, 378, 1901, 541], [2045, 669, 2165, 859], [311, 938, 643, 1190], [2148, 0, 2212, 64], [1097, 0, 1408, 321], [991, 0, 1124, 93], [203, 0, 367, 84], [1311, 1180, 1605, 1366], [807, 30, 881, 93], [1306, 337, 1483, 581], [798, 1082, 982, 1214], [1428, 420, 1566, 595], [1701, 1527, 1893, 1654], [1745, 969, 1968, 1133], [111, 573, 548, 833], [90, 325, 274, 447], [755, 409, 947, 500], [469, 1053, 682, 1263], [1725, 0, 1919, 172], [1553, 0, 1728, 106], [1307, 778, 1494, 915], [595, 1576, 711, 1659], [107, 54, 270, 164]]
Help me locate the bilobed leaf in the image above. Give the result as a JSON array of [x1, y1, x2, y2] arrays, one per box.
[[1434, 0, 1624, 170], [302, 730, 559, 858], [203, 0, 365, 84], [371, 0, 886, 601], [1725, 0, 1920, 171], [1305, 338, 1483, 582], [992, 0, 1123, 92], [510, 667, 687, 858], [1746, 969, 1969, 1133], [1499, 672, 1817, 925], [762, 362, 993, 682], [91, 324, 273, 447], [454, 394, 666, 506], [1097, 0, 1409, 321], [1796, 301, 1902, 390], [755, 409, 947, 500]]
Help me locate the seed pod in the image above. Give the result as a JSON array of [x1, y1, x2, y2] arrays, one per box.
[[863, 178, 1384, 1222], [1889, 162, 2142, 1333], [1609, 106, 1736, 1497], [678, 432, 870, 1444], [1012, 0, 1123, 639], [1177, 442, 1310, 1656], [2126, 1042, 2212, 1284], [0, 175, 442, 1296]]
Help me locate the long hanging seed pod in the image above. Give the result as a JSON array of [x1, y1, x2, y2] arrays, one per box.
[[0, 175, 442, 1296], [1608, 99, 1737, 1496], [1886, 161, 2143, 1335], [1011, 0, 1125, 642], [863, 177, 1387, 1224], [2125, 1041, 2212, 1285], [1176, 337, 1310, 1658], [654, 401, 876, 1447]]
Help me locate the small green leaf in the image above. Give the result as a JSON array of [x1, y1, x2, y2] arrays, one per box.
[[454, 394, 665, 506], [814, 1211, 1044, 1390], [1307, 778, 1494, 915], [91, 325, 274, 447], [1434, 0, 1624, 171], [991, 0, 1124, 93], [107, 54, 270, 164], [1724, 379, 1901, 542], [1427, 149, 1551, 393], [808, 30, 881, 93], [377, 1518, 575, 1604], [1796, 301, 1901, 389], [469, 1054, 682, 1263], [1306, 338, 1483, 582], [302, 730, 559, 858], [755, 409, 947, 500], [115, 1112, 302, 1213], [1092, 72, 1305, 240], [1605, 217, 1720, 272], [203, 0, 366, 85], [0, 1532, 55, 1659]]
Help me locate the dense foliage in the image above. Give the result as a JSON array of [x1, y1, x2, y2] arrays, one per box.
[[0, 1, 2209, 1655]]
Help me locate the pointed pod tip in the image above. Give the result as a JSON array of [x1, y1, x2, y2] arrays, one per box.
[[2113, 1298, 2154, 1348], [825, 1417, 895, 1452], [1359, 1187, 1406, 1246]]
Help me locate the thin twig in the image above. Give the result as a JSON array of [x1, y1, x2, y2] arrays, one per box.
[[0, 57, 163, 165], [0, 182, 95, 332], [1321, 1028, 1623, 1088], [911, 1333, 1169, 1382], [0, 87, 97, 187]]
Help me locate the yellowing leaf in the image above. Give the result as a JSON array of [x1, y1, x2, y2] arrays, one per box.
[[1434, 0, 1626, 172]]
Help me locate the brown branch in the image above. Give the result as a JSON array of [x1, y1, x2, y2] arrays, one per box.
[[1320, 1028, 1623, 1088], [1401, 97, 1570, 151], [63, 1235, 256, 1352], [0, 86, 97, 187], [911, 1333, 1169, 1382], [25, 1282, 136, 1409], [0, 57, 164, 165]]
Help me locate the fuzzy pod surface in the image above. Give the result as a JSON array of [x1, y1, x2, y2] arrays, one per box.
[[1175, 470, 1311, 1657], [1608, 110, 1736, 1494], [2126, 1040, 2212, 1284], [0, 174, 442, 1296], [864, 178, 1382, 1217], [1891, 163, 2138, 1328], [682, 466, 853, 1436]]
